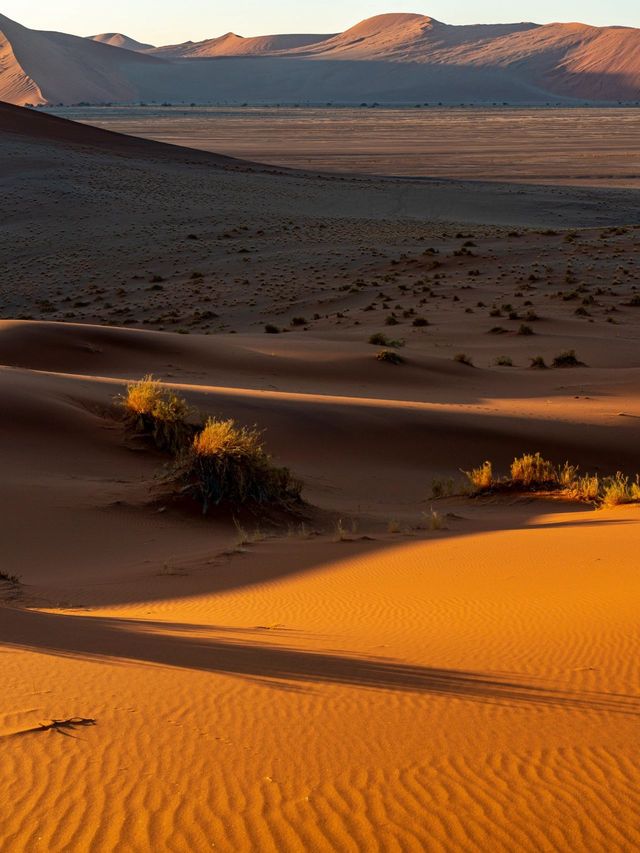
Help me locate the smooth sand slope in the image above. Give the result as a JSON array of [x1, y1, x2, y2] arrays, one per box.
[[1, 105, 640, 850], [3, 11, 640, 105]]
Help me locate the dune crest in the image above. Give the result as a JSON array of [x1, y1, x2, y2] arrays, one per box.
[[2, 10, 640, 105]]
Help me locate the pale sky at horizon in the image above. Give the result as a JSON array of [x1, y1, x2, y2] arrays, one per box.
[[4, 1, 639, 45]]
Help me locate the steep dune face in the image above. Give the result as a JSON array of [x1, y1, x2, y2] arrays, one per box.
[[0, 13, 163, 105], [89, 33, 155, 52], [294, 13, 539, 59], [0, 25, 43, 105], [152, 31, 334, 58]]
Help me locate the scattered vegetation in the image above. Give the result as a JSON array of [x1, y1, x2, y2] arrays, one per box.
[[0, 570, 21, 586], [463, 452, 640, 506], [494, 355, 513, 367]]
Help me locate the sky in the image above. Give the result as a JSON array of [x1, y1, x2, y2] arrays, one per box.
[[4, 1, 640, 45]]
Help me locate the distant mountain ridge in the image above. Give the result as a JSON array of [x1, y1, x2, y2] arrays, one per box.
[[1, 11, 640, 105]]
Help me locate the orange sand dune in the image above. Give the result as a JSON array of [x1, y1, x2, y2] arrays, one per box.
[[0, 319, 639, 849]]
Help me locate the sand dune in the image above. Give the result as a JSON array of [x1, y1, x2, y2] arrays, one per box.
[[89, 32, 155, 52], [2, 11, 640, 105], [1, 317, 639, 850], [0, 12, 163, 106], [151, 31, 334, 58]]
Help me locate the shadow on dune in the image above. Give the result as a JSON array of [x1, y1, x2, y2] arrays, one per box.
[[1, 607, 638, 713]]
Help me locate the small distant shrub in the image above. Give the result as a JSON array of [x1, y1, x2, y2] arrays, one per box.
[[431, 477, 455, 498], [291, 316, 307, 326], [173, 418, 301, 513], [530, 356, 548, 369], [368, 332, 404, 348], [494, 355, 513, 367], [552, 349, 584, 368], [264, 324, 280, 334], [425, 508, 445, 531], [376, 349, 405, 364], [412, 317, 429, 327], [517, 324, 534, 336], [454, 352, 474, 366], [385, 315, 400, 326]]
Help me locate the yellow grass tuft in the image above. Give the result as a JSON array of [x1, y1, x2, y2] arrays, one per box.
[[509, 452, 556, 487], [464, 461, 493, 491]]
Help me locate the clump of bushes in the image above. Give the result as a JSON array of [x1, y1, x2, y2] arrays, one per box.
[[121, 376, 195, 453], [119, 379, 302, 513], [463, 451, 640, 506], [173, 418, 302, 514]]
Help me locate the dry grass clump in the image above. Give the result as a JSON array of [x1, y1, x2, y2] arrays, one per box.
[[173, 417, 302, 514], [121, 376, 194, 453], [376, 349, 405, 364], [510, 452, 556, 487], [465, 461, 493, 490], [464, 452, 640, 507]]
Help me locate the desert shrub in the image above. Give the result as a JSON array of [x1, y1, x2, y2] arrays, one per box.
[[291, 316, 307, 326], [494, 355, 513, 366], [454, 352, 474, 366], [368, 333, 404, 348], [510, 453, 556, 487], [385, 315, 399, 326], [462, 453, 640, 507], [601, 473, 635, 507], [552, 349, 584, 368], [464, 461, 493, 491], [530, 356, 548, 369], [264, 324, 280, 334], [431, 477, 455, 498], [121, 376, 194, 453], [376, 349, 405, 364], [412, 317, 429, 327], [517, 324, 534, 336], [174, 418, 301, 513]]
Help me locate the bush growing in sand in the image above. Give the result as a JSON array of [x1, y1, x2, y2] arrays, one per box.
[[454, 352, 474, 366], [121, 376, 194, 454], [465, 461, 493, 490], [368, 332, 404, 348], [552, 349, 584, 368], [376, 349, 405, 364], [172, 418, 301, 514], [463, 452, 640, 507], [510, 452, 557, 487]]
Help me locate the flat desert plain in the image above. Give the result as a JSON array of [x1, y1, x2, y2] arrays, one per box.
[[51, 105, 640, 187], [1, 103, 640, 851]]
